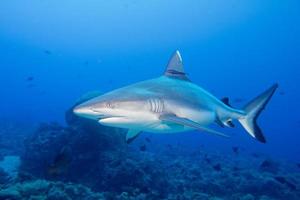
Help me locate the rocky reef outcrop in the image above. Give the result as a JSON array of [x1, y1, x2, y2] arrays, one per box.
[[0, 179, 105, 200], [20, 92, 127, 190]]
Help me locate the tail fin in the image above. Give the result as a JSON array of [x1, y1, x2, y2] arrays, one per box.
[[238, 84, 278, 143]]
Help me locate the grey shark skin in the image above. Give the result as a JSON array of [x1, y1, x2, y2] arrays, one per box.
[[74, 51, 278, 143]]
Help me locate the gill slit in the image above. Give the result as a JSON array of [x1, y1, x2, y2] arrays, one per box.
[[149, 98, 164, 113]]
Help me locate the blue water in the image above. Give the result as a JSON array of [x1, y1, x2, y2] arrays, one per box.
[[0, 1, 299, 199]]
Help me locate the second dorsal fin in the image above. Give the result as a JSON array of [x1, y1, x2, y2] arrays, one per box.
[[221, 97, 232, 107], [164, 50, 190, 81]]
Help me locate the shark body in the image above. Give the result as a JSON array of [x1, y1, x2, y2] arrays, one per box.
[[74, 51, 278, 143]]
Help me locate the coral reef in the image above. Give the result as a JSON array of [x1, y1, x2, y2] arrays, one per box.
[[20, 122, 126, 187], [18, 129, 300, 199], [0, 155, 20, 181], [2, 151, 300, 199], [21, 92, 127, 186], [0, 167, 10, 185], [0, 121, 31, 159], [0, 179, 105, 200]]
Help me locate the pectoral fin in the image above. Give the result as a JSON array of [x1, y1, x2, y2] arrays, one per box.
[[126, 129, 141, 144], [160, 114, 229, 138]]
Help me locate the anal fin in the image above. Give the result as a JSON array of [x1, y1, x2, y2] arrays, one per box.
[[215, 117, 225, 128]]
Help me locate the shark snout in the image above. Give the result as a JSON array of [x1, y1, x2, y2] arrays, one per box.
[[73, 105, 89, 116], [73, 103, 110, 121]]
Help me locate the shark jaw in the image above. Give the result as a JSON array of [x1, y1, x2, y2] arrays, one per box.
[[73, 102, 161, 130], [73, 105, 124, 123]]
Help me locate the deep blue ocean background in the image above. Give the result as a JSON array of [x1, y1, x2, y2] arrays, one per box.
[[0, 1, 299, 199]]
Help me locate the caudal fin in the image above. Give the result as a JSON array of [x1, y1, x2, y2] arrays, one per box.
[[238, 84, 278, 143]]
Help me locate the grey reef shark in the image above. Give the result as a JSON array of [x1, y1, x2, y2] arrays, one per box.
[[74, 51, 278, 144]]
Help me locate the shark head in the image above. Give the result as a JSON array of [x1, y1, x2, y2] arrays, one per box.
[[73, 89, 159, 129], [73, 50, 186, 131]]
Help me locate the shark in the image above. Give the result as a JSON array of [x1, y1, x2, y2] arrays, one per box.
[[74, 51, 278, 143]]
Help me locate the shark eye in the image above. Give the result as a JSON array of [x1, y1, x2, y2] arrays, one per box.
[[106, 102, 115, 109]]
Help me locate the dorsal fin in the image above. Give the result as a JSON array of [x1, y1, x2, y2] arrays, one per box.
[[164, 50, 190, 81], [221, 97, 232, 107]]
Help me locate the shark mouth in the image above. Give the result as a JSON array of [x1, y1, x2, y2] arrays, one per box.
[[96, 114, 125, 120], [96, 114, 114, 120]]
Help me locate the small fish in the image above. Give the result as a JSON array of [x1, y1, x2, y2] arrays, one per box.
[[279, 91, 285, 96], [139, 144, 146, 151], [145, 137, 151, 143], [232, 146, 239, 154], [26, 76, 34, 81], [251, 153, 260, 158], [213, 163, 222, 171], [47, 146, 72, 176], [44, 50, 52, 55]]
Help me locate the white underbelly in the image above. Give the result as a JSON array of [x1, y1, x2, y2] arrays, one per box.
[[144, 122, 192, 133], [99, 106, 216, 134]]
